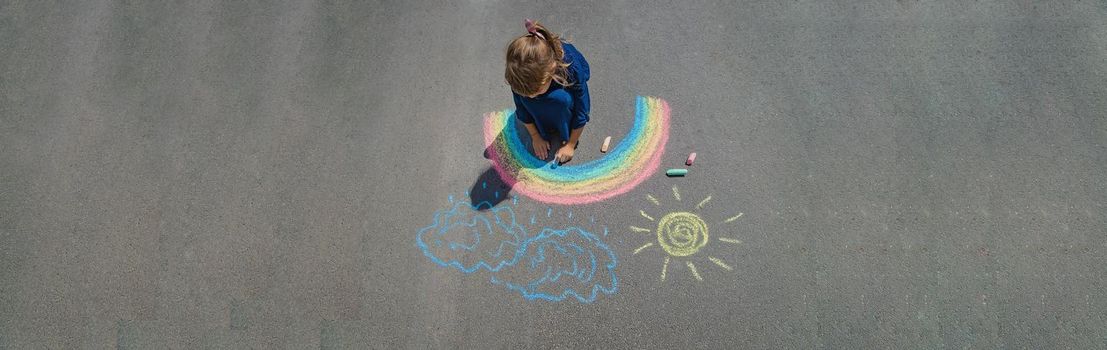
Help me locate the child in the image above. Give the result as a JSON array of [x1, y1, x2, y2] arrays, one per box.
[[505, 19, 590, 164]]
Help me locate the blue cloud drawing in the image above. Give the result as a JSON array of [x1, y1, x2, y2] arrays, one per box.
[[492, 227, 618, 303], [416, 201, 526, 273], [416, 200, 617, 303]]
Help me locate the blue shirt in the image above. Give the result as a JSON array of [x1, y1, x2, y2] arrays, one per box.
[[512, 41, 590, 142]]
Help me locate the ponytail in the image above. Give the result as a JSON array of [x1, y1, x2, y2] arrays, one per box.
[[523, 19, 572, 88], [506, 20, 573, 96]]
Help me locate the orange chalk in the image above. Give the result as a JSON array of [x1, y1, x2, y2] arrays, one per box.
[[601, 136, 611, 153], [686, 152, 697, 166]]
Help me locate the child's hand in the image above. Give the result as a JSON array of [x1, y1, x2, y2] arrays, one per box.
[[532, 138, 550, 160], [554, 144, 575, 164]]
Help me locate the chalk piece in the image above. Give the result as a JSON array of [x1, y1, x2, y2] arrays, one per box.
[[601, 136, 612, 153], [550, 160, 558, 169], [666, 168, 688, 177], [686, 152, 697, 166]]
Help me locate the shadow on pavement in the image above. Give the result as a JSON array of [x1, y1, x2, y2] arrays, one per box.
[[469, 167, 513, 210]]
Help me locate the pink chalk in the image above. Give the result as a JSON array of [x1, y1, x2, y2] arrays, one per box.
[[685, 152, 697, 166], [601, 136, 612, 153]]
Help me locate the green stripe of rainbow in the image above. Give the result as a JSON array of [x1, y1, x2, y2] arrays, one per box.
[[483, 96, 670, 205]]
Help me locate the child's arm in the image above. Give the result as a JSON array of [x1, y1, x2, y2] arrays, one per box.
[[522, 121, 541, 138], [514, 94, 551, 159], [555, 126, 584, 163], [565, 126, 583, 148], [523, 122, 550, 160]]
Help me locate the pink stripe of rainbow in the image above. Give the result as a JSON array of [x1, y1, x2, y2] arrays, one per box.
[[483, 96, 670, 205]]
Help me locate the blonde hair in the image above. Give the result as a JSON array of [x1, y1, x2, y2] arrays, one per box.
[[505, 20, 572, 96]]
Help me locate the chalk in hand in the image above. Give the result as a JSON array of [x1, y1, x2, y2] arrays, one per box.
[[686, 152, 697, 166], [601, 136, 611, 153], [666, 168, 688, 177]]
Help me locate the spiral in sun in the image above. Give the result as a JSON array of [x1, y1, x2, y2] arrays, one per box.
[[656, 212, 708, 257], [630, 186, 744, 282]]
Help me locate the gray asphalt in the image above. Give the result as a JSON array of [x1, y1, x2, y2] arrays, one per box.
[[2, 1, 1106, 348]]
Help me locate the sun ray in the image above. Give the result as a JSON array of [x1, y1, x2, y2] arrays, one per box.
[[708, 256, 734, 271], [640, 210, 656, 221], [686, 261, 703, 281], [628, 226, 652, 233], [696, 196, 712, 210], [634, 242, 655, 255], [723, 212, 744, 223], [646, 194, 660, 206], [672, 186, 681, 201], [660, 256, 670, 281], [719, 237, 742, 244]]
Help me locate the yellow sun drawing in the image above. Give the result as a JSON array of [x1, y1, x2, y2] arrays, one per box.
[[630, 186, 743, 282]]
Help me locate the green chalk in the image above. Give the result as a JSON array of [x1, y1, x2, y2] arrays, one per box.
[[666, 168, 688, 177]]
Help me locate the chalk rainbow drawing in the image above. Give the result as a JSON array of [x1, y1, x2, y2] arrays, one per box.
[[483, 96, 671, 205], [416, 197, 618, 303]]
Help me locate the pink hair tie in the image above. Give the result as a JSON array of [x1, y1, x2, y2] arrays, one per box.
[[525, 18, 545, 40]]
